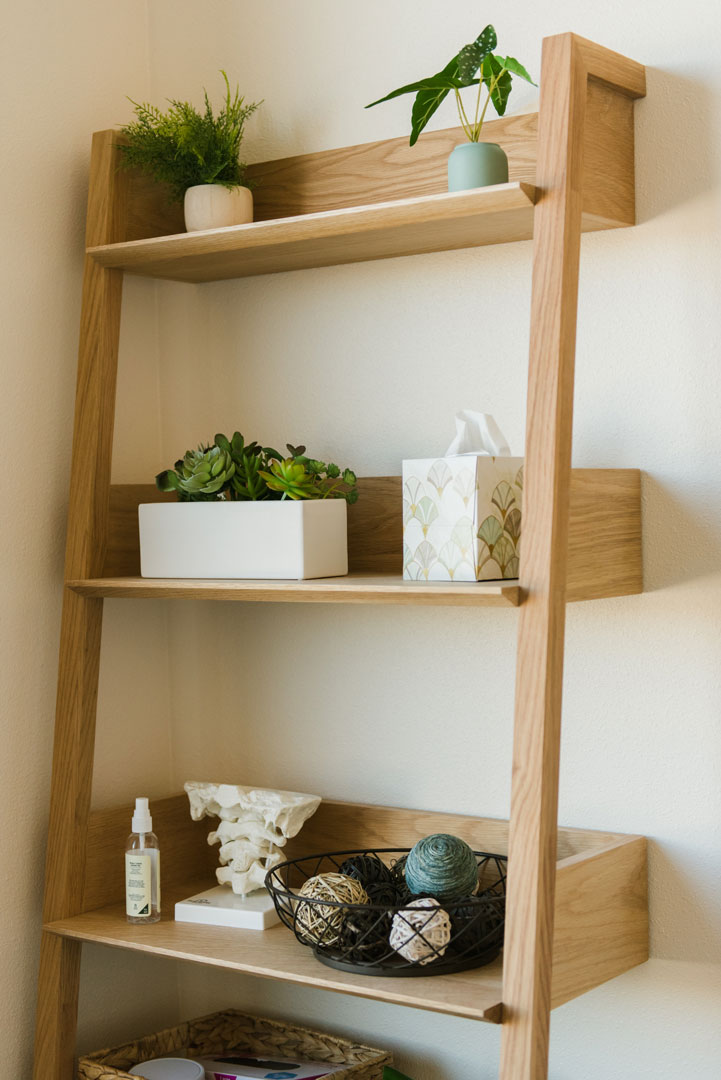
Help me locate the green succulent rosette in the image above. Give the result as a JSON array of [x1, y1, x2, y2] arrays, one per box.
[[260, 458, 318, 500], [156, 445, 235, 500]]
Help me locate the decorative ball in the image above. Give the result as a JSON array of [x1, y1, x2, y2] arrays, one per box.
[[296, 873, 369, 947], [338, 906, 392, 961], [389, 897, 452, 965], [450, 896, 505, 959], [390, 854, 408, 885], [405, 834, 479, 902], [365, 880, 403, 908], [339, 854, 393, 887]]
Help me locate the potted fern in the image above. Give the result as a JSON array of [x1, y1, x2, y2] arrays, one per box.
[[118, 72, 261, 232], [366, 24, 534, 192], [140, 432, 358, 580]]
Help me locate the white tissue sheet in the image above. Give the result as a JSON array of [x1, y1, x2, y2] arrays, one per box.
[[444, 410, 511, 457], [403, 413, 523, 582]]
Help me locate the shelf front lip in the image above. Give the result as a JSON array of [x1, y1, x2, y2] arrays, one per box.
[[87, 182, 538, 282], [66, 575, 523, 606], [43, 898, 504, 1024]]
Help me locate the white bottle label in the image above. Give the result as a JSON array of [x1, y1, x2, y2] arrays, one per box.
[[126, 852, 152, 917]]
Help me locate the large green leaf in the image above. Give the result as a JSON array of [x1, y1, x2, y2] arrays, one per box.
[[367, 24, 498, 146], [409, 55, 460, 146], [410, 25, 495, 145], [457, 25, 497, 84], [366, 72, 462, 109], [482, 54, 513, 116], [499, 55, 536, 85]]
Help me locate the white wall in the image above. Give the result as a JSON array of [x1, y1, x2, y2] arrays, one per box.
[[4, 1, 720, 1077]]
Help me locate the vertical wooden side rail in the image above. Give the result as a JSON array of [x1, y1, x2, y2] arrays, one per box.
[[500, 35, 645, 1080], [33, 132, 128, 1080]]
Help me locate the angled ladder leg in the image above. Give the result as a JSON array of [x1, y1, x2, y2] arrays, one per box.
[[500, 34, 645, 1080], [33, 131, 127, 1080]]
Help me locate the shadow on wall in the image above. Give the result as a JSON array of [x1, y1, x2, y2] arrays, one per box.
[[640, 474, 721, 591], [635, 67, 720, 221], [647, 838, 721, 965]]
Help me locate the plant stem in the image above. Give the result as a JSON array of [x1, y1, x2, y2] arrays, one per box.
[[472, 74, 485, 132], [454, 89, 474, 141], [473, 68, 506, 141]]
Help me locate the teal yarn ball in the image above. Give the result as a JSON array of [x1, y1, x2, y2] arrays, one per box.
[[405, 834, 479, 902]]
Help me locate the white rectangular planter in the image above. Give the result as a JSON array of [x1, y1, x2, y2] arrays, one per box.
[[139, 500, 348, 580]]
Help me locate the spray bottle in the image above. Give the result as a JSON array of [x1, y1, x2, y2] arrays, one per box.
[[125, 797, 161, 924]]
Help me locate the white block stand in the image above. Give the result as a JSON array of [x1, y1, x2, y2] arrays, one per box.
[[174, 884, 280, 930]]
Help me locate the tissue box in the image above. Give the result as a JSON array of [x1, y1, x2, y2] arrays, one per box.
[[403, 456, 524, 581]]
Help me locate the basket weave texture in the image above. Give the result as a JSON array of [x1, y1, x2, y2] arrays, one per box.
[[77, 1008, 392, 1080]]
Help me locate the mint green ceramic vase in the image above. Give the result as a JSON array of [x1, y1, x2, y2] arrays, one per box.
[[447, 142, 509, 192]]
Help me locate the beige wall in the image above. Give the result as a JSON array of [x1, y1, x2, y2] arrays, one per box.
[[4, 1, 721, 1077], [0, 1, 183, 1070]]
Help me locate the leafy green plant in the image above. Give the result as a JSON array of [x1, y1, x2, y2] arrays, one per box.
[[118, 72, 261, 201], [366, 24, 534, 146], [156, 431, 358, 504]]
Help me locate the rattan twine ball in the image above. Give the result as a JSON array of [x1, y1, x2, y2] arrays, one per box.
[[339, 853, 393, 887], [405, 833, 479, 902], [338, 905, 392, 961], [296, 873, 369, 947], [389, 897, 452, 965], [450, 896, 505, 958], [365, 880, 403, 908]]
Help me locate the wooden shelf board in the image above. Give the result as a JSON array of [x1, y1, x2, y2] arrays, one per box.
[[88, 183, 538, 282], [45, 880, 504, 1024], [67, 573, 522, 607]]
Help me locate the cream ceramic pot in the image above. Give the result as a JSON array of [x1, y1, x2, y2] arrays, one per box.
[[183, 183, 253, 232]]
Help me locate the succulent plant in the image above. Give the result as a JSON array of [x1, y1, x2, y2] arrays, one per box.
[[261, 455, 358, 503], [156, 445, 235, 500], [155, 431, 358, 504], [260, 458, 318, 500]]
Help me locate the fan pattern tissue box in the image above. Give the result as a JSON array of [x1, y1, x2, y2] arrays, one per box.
[[403, 412, 524, 582]]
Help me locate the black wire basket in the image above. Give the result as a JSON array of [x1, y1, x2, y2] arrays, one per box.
[[265, 848, 507, 977]]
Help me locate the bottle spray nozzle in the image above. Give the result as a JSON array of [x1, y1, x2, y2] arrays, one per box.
[[131, 796, 152, 834]]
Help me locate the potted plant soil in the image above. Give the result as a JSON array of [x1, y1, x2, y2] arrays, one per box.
[[366, 24, 534, 192], [118, 72, 261, 231], [140, 432, 358, 580]]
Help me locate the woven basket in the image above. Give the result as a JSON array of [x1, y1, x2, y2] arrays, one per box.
[[77, 1009, 391, 1080]]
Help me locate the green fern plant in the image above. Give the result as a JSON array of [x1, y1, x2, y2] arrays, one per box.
[[118, 72, 261, 201]]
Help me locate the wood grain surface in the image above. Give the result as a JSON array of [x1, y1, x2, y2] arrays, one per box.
[[499, 34, 645, 1080], [89, 184, 538, 282], [90, 469, 641, 605], [114, 78, 638, 247], [81, 793, 635, 912], [49, 794, 646, 1025], [34, 130, 127, 1080]]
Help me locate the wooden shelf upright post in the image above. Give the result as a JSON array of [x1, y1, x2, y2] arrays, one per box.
[[499, 34, 645, 1080], [33, 131, 128, 1080]]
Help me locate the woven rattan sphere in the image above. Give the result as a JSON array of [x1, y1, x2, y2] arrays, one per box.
[[365, 880, 403, 908], [389, 897, 452, 965], [296, 873, 369, 947], [450, 896, 505, 958], [339, 853, 393, 887], [405, 833, 479, 902]]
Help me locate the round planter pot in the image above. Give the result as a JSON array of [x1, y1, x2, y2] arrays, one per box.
[[183, 183, 253, 232], [447, 142, 509, 192]]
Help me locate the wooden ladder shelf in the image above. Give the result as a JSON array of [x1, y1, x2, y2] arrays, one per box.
[[33, 32, 648, 1080]]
